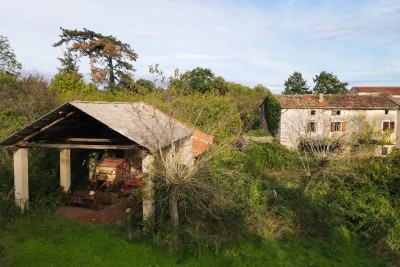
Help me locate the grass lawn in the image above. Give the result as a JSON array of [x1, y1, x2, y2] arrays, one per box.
[[0, 215, 387, 267]]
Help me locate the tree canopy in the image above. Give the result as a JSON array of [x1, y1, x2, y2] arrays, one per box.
[[53, 27, 138, 92], [135, 78, 155, 94], [188, 67, 215, 93], [312, 71, 348, 94], [282, 71, 311, 94], [0, 35, 22, 75]]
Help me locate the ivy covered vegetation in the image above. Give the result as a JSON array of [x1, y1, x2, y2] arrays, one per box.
[[262, 92, 281, 136], [0, 32, 399, 266]]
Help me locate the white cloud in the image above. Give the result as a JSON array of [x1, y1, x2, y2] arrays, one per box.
[[0, 0, 399, 90]]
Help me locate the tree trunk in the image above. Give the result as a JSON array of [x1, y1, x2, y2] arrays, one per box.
[[89, 54, 97, 87], [303, 174, 313, 192], [169, 184, 179, 245], [108, 58, 115, 93]]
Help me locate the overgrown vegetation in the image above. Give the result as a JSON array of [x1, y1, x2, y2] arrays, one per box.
[[0, 33, 398, 266], [262, 92, 281, 136]]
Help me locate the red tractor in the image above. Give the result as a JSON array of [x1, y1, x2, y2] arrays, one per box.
[[91, 157, 142, 195]]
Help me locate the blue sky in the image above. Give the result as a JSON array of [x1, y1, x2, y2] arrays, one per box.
[[1, 0, 399, 93]]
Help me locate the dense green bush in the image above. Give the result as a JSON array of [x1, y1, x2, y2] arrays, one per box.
[[215, 143, 301, 177], [262, 92, 281, 136], [147, 92, 243, 141], [0, 72, 62, 225], [49, 70, 94, 94], [308, 150, 400, 259]]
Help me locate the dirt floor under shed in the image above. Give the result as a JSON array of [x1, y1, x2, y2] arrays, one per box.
[[55, 194, 140, 225]]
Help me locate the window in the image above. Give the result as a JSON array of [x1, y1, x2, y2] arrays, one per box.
[[307, 122, 315, 133], [381, 146, 389, 156], [332, 110, 341, 116], [385, 109, 389, 115], [335, 122, 341, 131], [331, 121, 346, 132], [382, 121, 395, 132], [311, 110, 316, 115]]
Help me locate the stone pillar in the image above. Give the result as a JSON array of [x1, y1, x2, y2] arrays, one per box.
[[14, 148, 29, 209], [60, 148, 71, 192], [142, 152, 155, 233]]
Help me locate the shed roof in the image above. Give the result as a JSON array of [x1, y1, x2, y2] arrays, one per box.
[[273, 94, 399, 109], [71, 101, 192, 149], [349, 86, 400, 95], [0, 101, 213, 152]]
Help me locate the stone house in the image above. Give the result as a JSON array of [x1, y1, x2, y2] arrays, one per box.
[[260, 94, 399, 154]]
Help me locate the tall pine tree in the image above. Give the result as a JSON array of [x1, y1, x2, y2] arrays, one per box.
[[282, 71, 310, 94]]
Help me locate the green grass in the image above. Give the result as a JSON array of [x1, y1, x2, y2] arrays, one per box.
[[0, 215, 386, 267]]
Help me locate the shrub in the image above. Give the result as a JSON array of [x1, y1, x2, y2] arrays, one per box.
[[261, 93, 281, 136], [308, 150, 400, 257]]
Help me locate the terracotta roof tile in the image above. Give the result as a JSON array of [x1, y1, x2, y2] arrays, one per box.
[[275, 94, 399, 109], [349, 86, 400, 95]]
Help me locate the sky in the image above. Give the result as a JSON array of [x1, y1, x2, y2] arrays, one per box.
[[1, 0, 399, 93]]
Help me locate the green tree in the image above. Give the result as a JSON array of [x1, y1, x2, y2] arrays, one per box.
[[283, 71, 310, 94], [57, 51, 79, 73], [53, 27, 138, 92], [188, 67, 215, 93], [254, 84, 271, 94], [312, 71, 348, 94], [209, 76, 229, 95], [226, 82, 268, 130], [50, 49, 92, 94], [49, 70, 92, 94], [135, 78, 155, 93], [0, 35, 22, 76]]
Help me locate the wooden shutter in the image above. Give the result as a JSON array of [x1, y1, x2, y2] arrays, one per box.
[[383, 122, 388, 131], [342, 122, 346, 132], [331, 122, 334, 132], [390, 121, 395, 132]]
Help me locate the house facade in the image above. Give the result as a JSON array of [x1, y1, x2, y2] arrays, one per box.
[[260, 94, 399, 154]]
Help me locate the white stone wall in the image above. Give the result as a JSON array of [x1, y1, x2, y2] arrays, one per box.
[[278, 108, 398, 149]]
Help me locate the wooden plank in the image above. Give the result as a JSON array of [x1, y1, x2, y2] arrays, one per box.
[[20, 143, 138, 150], [20, 111, 75, 143], [64, 138, 116, 143]]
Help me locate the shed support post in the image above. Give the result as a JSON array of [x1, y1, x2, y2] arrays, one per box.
[[60, 148, 71, 192], [142, 152, 155, 234], [14, 148, 29, 210]]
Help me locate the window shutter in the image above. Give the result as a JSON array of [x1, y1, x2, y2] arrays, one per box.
[[331, 122, 334, 132], [383, 122, 388, 131], [390, 121, 395, 131], [342, 122, 346, 132]]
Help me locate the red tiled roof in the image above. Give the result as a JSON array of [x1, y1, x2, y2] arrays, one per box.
[[349, 86, 400, 95], [192, 129, 214, 157], [275, 94, 399, 109]]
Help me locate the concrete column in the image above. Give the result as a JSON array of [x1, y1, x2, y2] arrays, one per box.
[[142, 152, 155, 233], [14, 148, 29, 209], [60, 148, 71, 192]]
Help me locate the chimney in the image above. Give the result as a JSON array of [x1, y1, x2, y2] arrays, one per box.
[[319, 93, 324, 102]]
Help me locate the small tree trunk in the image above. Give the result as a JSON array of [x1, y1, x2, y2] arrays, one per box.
[[89, 55, 97, 87], [303, 174, 313, 192], [108, 58, 115, 92], [169, 184, 179, 245]]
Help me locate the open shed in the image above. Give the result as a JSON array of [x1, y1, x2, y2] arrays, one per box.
[[0, 101, 213, 226]]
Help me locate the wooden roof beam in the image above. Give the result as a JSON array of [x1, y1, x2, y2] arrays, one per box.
[[19, 111, 75, 143], [20, 143, 139, 150]]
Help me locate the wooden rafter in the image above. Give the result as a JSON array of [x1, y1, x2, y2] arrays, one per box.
[[20, 143, 139, 150], [19, 111, 75, 144], [64, 138, 117, 143]]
